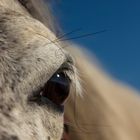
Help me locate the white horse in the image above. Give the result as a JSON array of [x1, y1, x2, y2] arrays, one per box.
[[0, 0, 80, 140], [0, 0, 140, 140]]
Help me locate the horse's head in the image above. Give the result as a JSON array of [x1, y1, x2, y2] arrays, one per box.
[[0, 0, 80, 139]]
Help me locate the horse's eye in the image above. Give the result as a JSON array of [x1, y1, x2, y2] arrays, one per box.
[[40, 72, 71, 106]]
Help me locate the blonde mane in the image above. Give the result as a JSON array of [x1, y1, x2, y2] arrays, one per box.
[[65, 47, 140, 140]]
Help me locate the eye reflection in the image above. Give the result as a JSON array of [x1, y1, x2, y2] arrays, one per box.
[[40, 72, 71, 106]]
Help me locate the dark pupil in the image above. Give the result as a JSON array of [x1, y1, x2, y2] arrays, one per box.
[[41, 72, 70, 105]]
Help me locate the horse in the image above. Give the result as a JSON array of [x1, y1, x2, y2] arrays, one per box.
[[0, 0, 80, 140], [0, 0, 140, 140]]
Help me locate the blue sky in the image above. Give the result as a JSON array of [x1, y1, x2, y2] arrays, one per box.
[[53, 0, 140, 90]]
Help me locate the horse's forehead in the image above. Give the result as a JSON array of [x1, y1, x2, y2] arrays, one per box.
[[0, 10, 67, 93]]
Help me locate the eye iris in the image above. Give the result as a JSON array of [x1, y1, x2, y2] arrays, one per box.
[[41, 72, 70, 105]]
